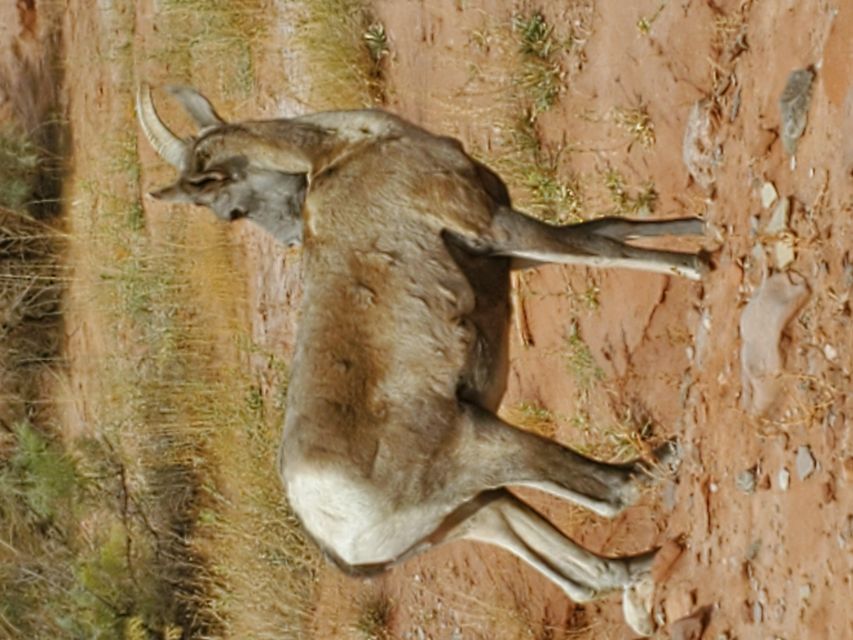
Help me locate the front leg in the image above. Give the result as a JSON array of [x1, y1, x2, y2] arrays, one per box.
[[482, 207, 708, 280]]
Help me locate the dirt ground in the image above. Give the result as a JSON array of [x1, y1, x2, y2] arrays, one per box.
[[309, 2, 852, 639], [3, 0, 850, 638]]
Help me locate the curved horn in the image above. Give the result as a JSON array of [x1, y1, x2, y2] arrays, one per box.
[[166, 85, 226, 130], [136, 84, 187, 170]]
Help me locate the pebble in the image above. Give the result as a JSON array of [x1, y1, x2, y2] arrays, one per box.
[[779, 67, 815, 155], [753, 601, 764, 623], [765, 196, 789, 232], [843, 457, 853, 482], [737, 468, 757, 494], [761, 182, 778, 208], [796, 446, 816, 480], [778, 468, 790, 491], [670, 611, 706, 640], [652, 539, 684, 582]]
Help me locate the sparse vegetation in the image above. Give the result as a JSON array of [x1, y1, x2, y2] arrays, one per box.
[[611, 104, 656, 149], [563, 322, 604, 390], [0, 129, 41, 211], [480, 7, 593, 224], [505, 402, 558, 438], [353, 592, 394, 640], [512, 11, 564, 117], [602, 167, 658, 217], [636, 3, 666, 35]]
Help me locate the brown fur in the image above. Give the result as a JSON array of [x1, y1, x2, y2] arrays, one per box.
[[137, 85, 708, 636]]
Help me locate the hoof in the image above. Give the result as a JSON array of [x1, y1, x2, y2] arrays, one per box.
[[652, 439, 682, 473]]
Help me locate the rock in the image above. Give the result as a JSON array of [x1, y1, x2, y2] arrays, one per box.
[[779, 68, 815, 155], [796, 445, 816, 480], [766, 197, 790, 233], [773, 238, 796, 270], [683, 99, 720, 190], [670, 615, 704, 640], [752, 600, 764, 623], [736, 468, 757, 494], [740, 273, 810, 415], [765, 196, 794, 269], [663, 587, 697, 624], [760, 182, 778, 208], [669, 606, 711, 640], [843, 456, 853, 482], [652, 539, 684, 582], [778, 468, 790, 491]]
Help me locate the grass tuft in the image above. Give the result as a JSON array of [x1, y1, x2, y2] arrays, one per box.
[[611, 104, 656, 149], [353, 592, 394, 640], [563, 322, 604, 390], [294, 0, 389, 108]]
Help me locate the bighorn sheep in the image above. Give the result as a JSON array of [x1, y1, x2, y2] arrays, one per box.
[[137, 85, 706, 636]]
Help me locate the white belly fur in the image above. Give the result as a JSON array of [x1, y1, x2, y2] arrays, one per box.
[[286, 466, 449, 566]]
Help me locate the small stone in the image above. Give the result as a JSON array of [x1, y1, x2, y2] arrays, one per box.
[[753, 601, 764, 623], [670, 611, 706, 640], [843, 457, 853, 481], [664, 589, 696, 623], [709, 482, 718, 493], [746, 539, 761, 561], [683, 99, 721, 190], [765, 196, 790, 232], [773, 239, 796, 270], [796, 445, 816, 480], [779, 68, 815, 155], [778, 468, 790, 491], [799, 583, 812, 600], [823, 344, 838, 361], [761, 182, 778, 208], [736, 468, 757, 494], [652, 539, 684, 582]]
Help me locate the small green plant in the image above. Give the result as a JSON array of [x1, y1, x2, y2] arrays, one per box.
[[512, 11, 564, 118], [6, 422, 78, 523], [563, 323, 604, 389], [636, 3, 666, 35], [0, 127, 41, 210], [603, 167, 658, 216], [508, 402, 558, 438], [612, 105, 656, 149], [364, 22, 389, 63], [513, 12, 556, 59]]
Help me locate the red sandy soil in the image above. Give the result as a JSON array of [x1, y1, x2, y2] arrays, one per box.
[[3, 0, 849, 638], [310, 2, 852, 639]]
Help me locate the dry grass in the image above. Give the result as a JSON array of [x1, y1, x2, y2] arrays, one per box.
[[151, 0, 272, 95], [292, 0, 388, 109], [504, 402, 558, 439], [610, 104, 656, 150], [0, 0, 325, 635], [352, 591, 394, 640]]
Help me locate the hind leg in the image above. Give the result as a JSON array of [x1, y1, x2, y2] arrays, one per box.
[[454, 403, 676, 518], [433, 489, 658, 636]]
